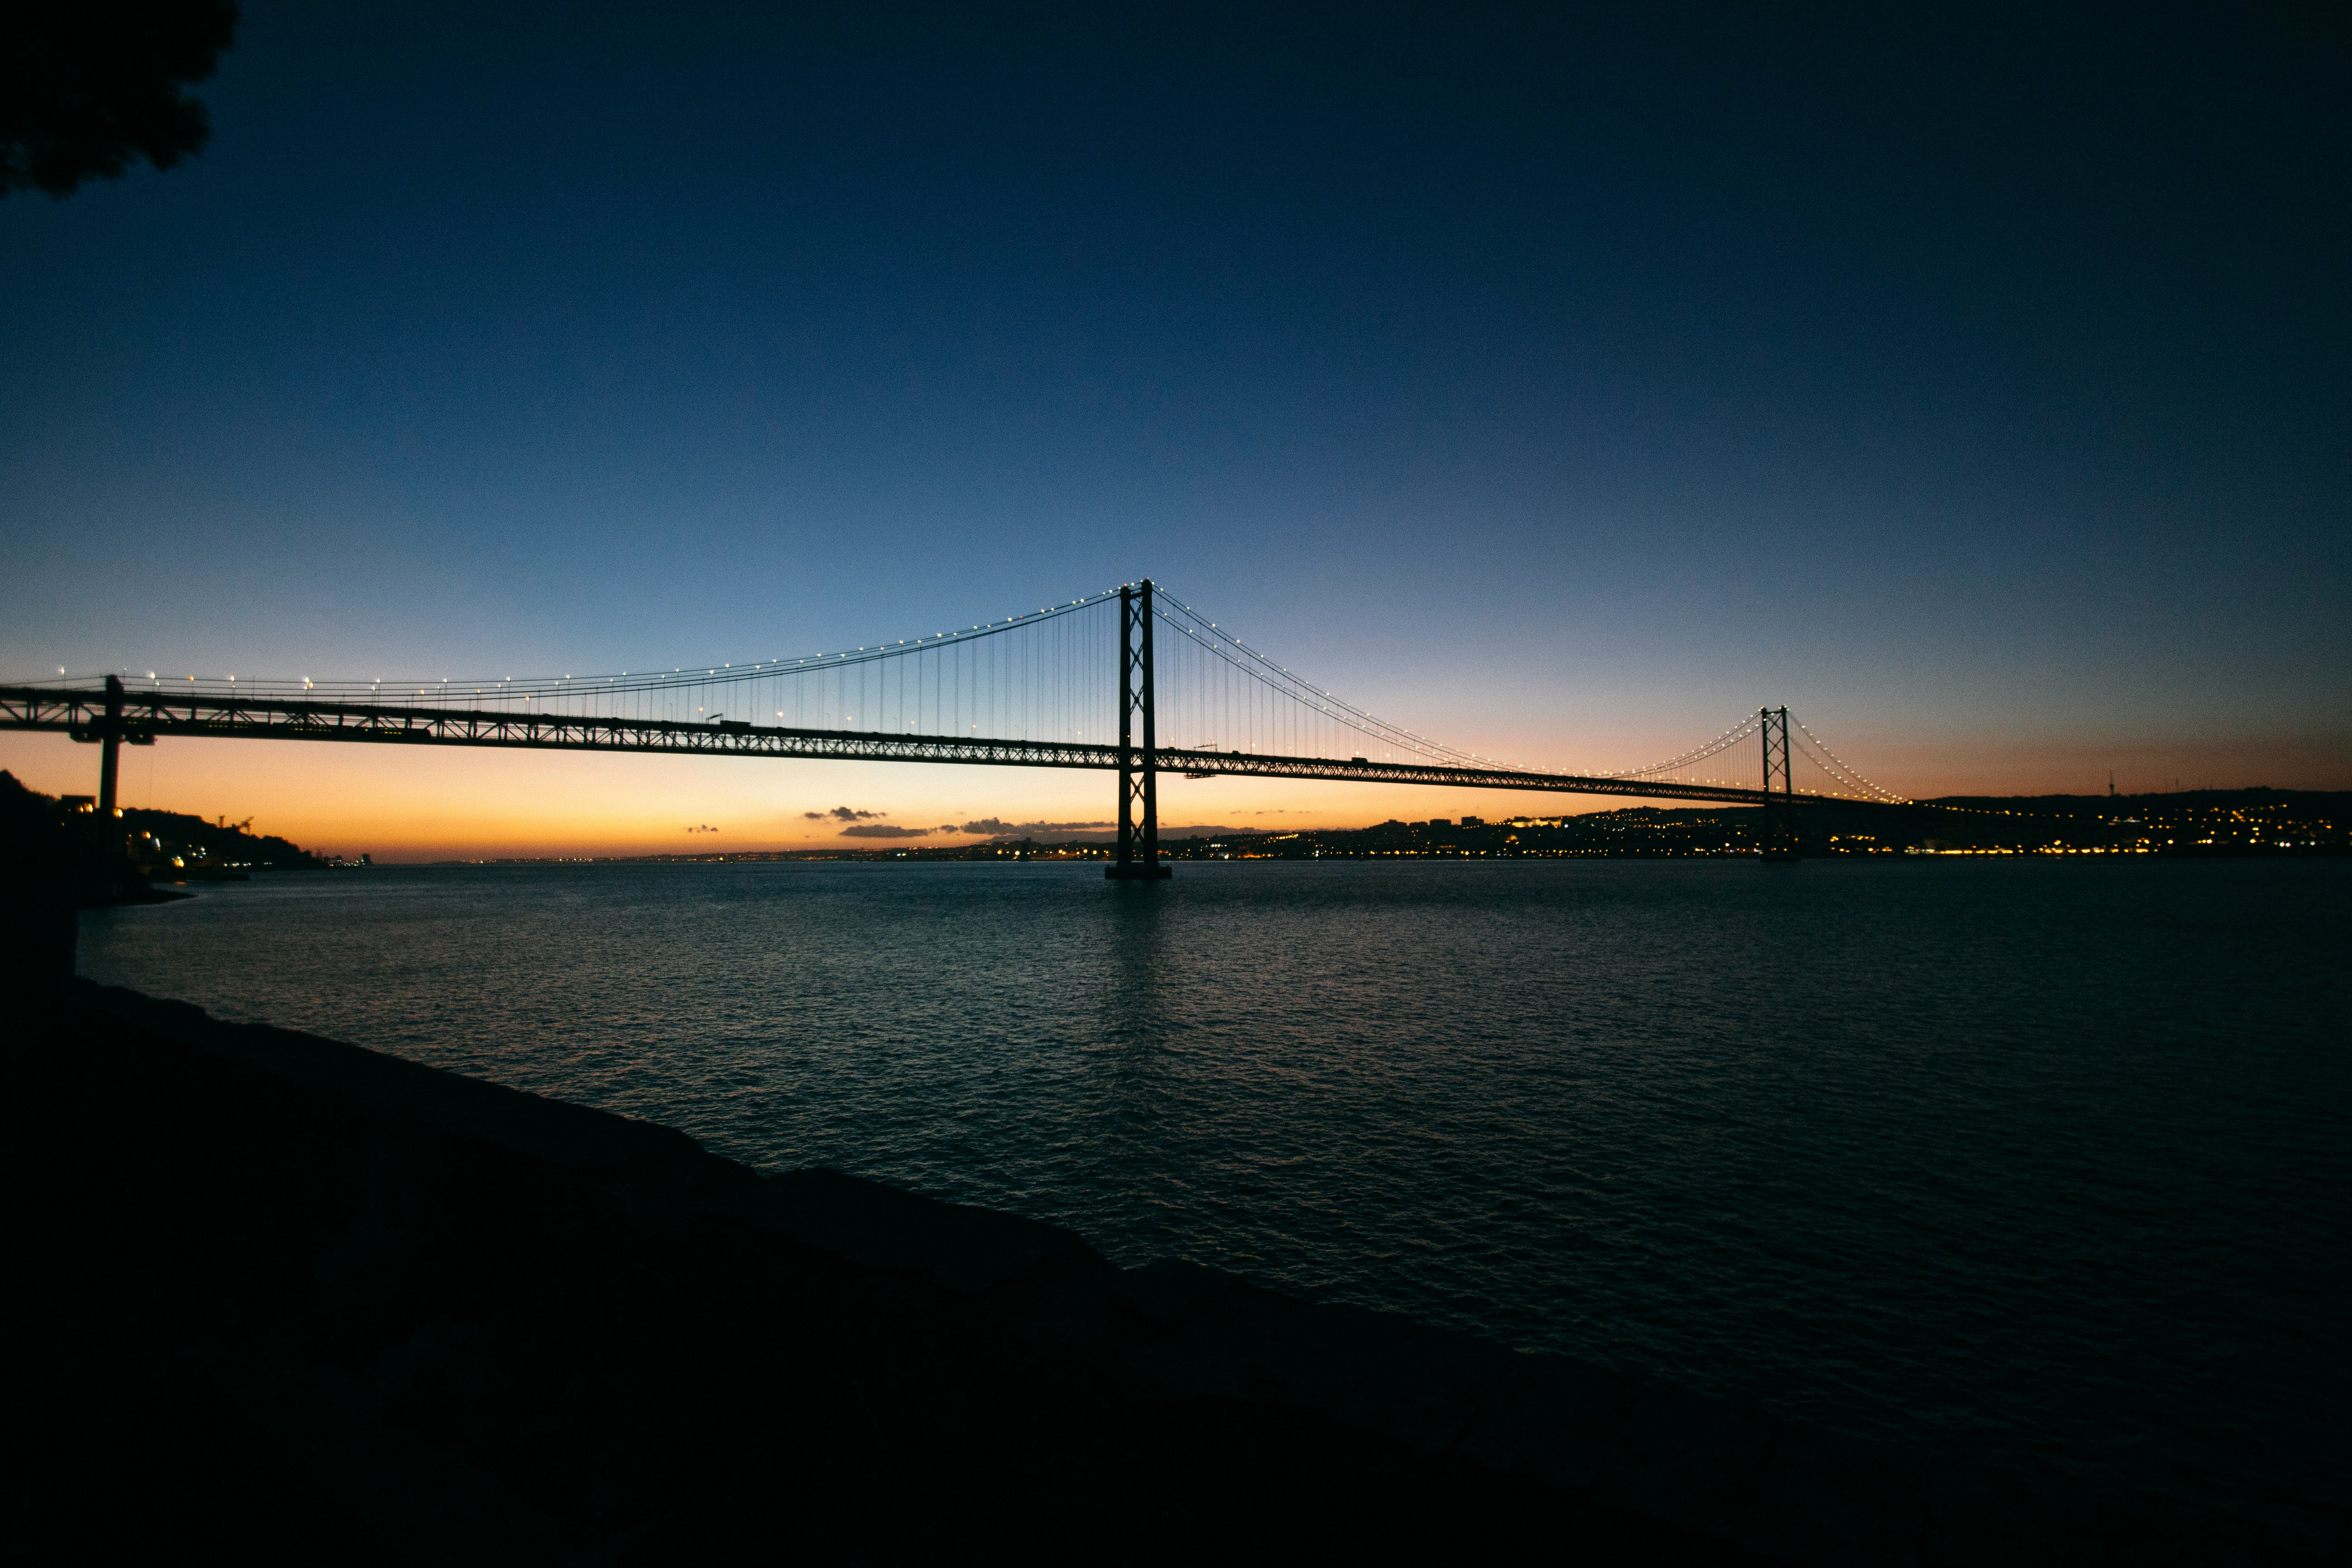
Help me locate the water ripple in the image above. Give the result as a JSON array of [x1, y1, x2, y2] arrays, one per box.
[[79, 858, 2351, 1537]]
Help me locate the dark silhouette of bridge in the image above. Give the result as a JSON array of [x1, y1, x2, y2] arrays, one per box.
[[2, 580, 1910, 874]]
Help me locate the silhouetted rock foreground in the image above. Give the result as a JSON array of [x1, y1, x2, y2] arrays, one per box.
[[20, 985, 2308, 1563]]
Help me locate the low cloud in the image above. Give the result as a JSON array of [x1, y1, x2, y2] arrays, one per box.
[[961, 818, 1113, 836], [828, 806, 881, 821], [840, 823, 930, 838], [802, 812, 824, 820]]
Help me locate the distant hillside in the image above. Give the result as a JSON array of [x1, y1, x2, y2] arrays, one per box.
[[1059, 789, 2350, 860], [0, 772, 325, 875], [1925, 788, 2352, 817], [519, 789, 2347, 864], [112, 804, 324, 871]]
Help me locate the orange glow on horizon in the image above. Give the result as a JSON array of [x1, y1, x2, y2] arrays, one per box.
[[3, 729, 2345, 862]]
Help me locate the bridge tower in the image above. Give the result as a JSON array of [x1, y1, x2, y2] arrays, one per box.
[[1759, 705, 1800, 862], [1107, 580, 1171, 879]]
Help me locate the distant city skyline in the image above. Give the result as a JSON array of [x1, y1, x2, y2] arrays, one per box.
[[4, 4, 2345, 855]]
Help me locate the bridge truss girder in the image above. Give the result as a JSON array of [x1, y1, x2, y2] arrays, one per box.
[[0, 683, 1903, 816]]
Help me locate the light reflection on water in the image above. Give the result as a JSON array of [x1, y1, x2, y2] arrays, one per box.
[[80, 858, 2349, 1534]]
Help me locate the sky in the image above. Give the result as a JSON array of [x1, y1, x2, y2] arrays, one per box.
[[2, 3, 2346, 858]]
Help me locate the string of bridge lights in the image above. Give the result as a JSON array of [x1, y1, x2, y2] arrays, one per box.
[[1149, 600, 1896, 793], [1790, 719, 1911, 804], [45, 591, 1129, 703], [1598, 712, 1766, 779], [1155, 591, 1825, 792], [1152, 589, 1509, 769]]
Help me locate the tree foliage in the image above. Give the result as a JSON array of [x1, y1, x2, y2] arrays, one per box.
[[1, 1, 238, 198]]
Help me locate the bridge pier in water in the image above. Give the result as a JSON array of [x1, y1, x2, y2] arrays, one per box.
[[1106, 579, 1171, 880], [98, 675, 123, 815], [71, 674, 150, 817]]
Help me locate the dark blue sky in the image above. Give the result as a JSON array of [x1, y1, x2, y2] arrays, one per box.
[[4, 2, 2346, 798]]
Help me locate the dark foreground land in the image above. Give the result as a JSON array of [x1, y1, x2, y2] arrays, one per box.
[[19, 985, 2316, 1563]]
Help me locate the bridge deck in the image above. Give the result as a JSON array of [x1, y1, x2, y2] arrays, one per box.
[[0, 685, 1900, 810]]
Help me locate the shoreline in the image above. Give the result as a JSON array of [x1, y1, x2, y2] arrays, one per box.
[[23, 981, 2322, 1561]]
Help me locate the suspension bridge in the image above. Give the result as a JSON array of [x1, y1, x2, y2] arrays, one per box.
[[1, 580, 1911, 874]]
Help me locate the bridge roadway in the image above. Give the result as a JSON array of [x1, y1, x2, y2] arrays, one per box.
[[0, 683, 1884, 811]]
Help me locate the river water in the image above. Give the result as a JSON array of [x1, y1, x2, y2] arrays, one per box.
[[78, 858, 2348, 1537]]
